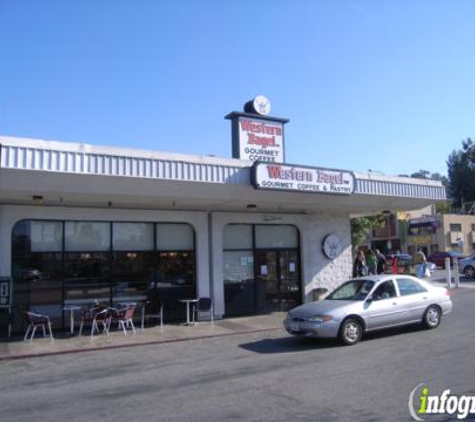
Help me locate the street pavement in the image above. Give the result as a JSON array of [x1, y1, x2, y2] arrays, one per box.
[[0, 271, 474, 421], [0, 268, 473, 361]]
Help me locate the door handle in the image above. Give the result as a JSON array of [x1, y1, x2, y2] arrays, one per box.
[[392, 302, 398, 306]]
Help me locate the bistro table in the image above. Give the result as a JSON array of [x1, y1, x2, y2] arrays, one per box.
[[62, 305, 82, 335], [179, 299, 198, 326]]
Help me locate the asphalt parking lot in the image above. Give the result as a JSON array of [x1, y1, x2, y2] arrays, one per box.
[[0, 278, 474, 422]]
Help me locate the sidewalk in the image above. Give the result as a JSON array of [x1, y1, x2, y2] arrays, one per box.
[[0, 312, 286, 361]]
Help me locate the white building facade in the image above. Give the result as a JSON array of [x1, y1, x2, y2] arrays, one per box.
[[0, 135, 446, 330]]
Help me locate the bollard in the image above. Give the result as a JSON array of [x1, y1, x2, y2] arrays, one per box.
[[454, 258, 460, 288], [446, 257, 452, 288]]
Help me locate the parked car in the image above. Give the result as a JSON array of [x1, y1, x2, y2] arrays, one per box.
[[427, 251, 465, 269], [283, 274, 452, 345], [384, 254, 436, 275], [459, 253, 475, 279]]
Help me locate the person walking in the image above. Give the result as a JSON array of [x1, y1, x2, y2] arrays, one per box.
[[366, 249, 377, 275], [412, 249, 427, 278], [375, 249, 387, 274], [353, 250, 367, 278]]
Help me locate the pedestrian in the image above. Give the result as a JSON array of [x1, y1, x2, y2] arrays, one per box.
[[353, 250, 367, 278], [375, 249, 386, 274], [412, 249, 427, 278], [366, 249, 377, 275]]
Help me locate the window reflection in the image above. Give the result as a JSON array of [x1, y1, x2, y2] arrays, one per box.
[[11, 219, 198, 329]]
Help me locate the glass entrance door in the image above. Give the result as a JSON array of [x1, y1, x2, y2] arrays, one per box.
[[255, 250, 300, 313]]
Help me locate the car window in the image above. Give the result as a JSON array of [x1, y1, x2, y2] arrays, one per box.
[[396, 278, 427, 296], [372, 280, 397, 300], [327, 279, 375, 301]]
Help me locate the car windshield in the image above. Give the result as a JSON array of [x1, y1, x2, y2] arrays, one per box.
[[327, 279, 375, 301]]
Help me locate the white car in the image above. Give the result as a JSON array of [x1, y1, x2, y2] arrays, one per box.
[[284, 274, 452, 345]]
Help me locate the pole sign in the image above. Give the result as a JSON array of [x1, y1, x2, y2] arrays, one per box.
[[225, 96, 289, 163], [236, 116, 285, 163], [252, 162, 355, 195]]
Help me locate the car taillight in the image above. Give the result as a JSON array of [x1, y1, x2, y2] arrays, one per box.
[[445, 289, 452, 296]]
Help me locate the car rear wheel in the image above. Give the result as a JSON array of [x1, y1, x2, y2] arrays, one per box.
[[463, 265, 475, 280], [423, 305, 441, 329], [339, 318, 363, 345]]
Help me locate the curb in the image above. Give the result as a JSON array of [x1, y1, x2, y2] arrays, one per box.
[[0, 327, 283, 362]]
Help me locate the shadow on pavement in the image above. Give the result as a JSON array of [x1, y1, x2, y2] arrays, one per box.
[[239, 335, 341, 354]]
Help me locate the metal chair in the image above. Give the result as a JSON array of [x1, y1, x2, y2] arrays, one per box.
[[142, 300, 164, 332], [111, 305, 137, 335], [23, 311, 54, 343], [79, 307, 111, 338], [193, 297, 214, 326]]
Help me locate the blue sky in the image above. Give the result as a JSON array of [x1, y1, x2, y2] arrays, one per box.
[[1, 0, 474, 177]]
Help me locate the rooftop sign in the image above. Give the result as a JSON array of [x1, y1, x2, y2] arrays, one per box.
[[225, 96, 288, 163], [252, 162, 355, 195]]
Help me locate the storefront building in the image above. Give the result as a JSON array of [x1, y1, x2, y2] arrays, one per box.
[[0, 100, 447, 330]]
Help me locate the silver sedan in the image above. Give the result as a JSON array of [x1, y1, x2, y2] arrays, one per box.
[[283, 274, 452, 345]]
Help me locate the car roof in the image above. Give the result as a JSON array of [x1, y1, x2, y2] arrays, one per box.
[[351, 274, 407, 282]]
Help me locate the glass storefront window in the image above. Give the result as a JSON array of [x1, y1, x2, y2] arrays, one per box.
[[223, 251, 255, 316], [223, 225, 253, 249], [113, 222, 154, 251], [112, 251, 155, 304], [65, 222, 110, 251], [157, 223, 194, 251], [255, 225, 298, 248], [31, 221, 63, 252], [12, 219, 198, 329], [64, 252, 111, 305]]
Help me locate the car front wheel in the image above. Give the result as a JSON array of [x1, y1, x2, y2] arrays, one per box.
[[423, 305, 441, 329], [339, 318, 363, 345], [463, 265, 475, 280]]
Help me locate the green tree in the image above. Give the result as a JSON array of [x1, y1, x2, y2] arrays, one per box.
[[447, 138, 475, 208], [350, 215, 384, 252]]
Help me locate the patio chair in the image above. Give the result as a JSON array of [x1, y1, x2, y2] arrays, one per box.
[[111, 304, 137, 335], [79, 307, 111, 338], [23, 311, 54, 343], [142, 300, 164, 332], [192, 297, 214, 326]]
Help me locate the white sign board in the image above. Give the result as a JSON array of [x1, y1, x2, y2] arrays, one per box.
[[237, 116, 285, 163], [252, 162, 355, 195]]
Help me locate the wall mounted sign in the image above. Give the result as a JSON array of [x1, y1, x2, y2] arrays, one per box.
[[322, 234, 343, 259], [252, 162, 355, 195], [225, 97, 289, 163]]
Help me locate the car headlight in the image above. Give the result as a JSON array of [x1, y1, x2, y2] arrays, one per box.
[[307, 315, 333, 323]]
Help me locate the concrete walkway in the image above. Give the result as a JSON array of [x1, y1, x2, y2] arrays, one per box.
[[0, 312, 286, 361]]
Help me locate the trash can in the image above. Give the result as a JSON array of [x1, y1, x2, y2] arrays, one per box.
[[312, 287, 328, 301]]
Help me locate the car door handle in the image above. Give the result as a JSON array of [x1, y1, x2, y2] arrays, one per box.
[[392, 302, 398, 306]]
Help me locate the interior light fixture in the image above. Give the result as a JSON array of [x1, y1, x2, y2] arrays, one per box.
[[32, 195, 44, 204]]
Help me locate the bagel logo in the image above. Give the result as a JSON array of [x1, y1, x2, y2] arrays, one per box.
[[408, 383, 475, 420]]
